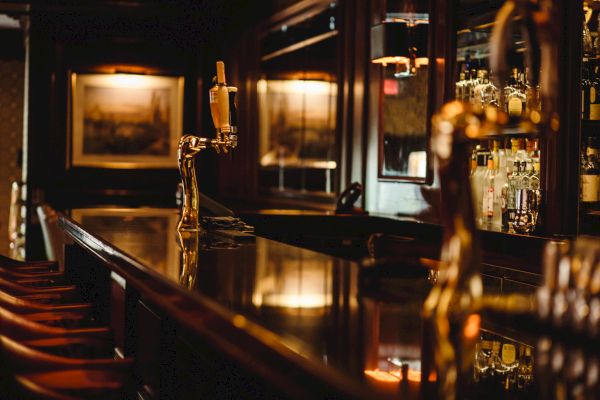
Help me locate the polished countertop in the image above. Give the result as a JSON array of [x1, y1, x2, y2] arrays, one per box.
[[61, 207, 541, 399]]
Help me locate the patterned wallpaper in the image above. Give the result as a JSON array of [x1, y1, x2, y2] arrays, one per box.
[[0, 60, 24, 255]]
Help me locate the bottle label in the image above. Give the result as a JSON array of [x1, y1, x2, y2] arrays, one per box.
[[501, 344, 516, 365], [483, 187, 494, 217], [508, 97, 523, 117], [592, 87, 597, 103], [481, 340, 492, 350], [582, 174, 600, 202], [590, 104, 600, 120]]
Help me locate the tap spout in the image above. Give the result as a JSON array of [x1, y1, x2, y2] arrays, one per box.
[[177, 135, 208, 231]]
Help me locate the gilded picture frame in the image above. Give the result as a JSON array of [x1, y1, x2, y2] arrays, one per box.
[[70, 73, 184, 169]]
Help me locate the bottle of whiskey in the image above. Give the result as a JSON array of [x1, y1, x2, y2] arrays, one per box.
[[582, 59, 591, 120], [581, 136, 600, 203], [525, 68, 541, 114], [504, 68, 526, 117], [590, 62, 600, 121]]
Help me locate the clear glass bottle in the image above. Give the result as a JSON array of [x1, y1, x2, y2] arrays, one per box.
[[507, 161, 520, 231], [456, 72, 467, 101], [466, 69, 478, 104], [507, 138, 520, 174], [472, 69, 487, 106], [482, 158, 497, 230], [472, 151, 488, 227]]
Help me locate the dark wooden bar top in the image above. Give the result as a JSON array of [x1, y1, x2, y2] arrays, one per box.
[[59, 207, 415, 399], [57, 207, 545, 399]]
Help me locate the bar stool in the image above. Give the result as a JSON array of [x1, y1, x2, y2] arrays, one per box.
[[0, 290, 91, 316], [1, 334, 132, 399], [0, 277, 78, 301], [0, 306, 113, 358], [11, 375, 80, 400], [0, 306, 111, 342], [0, 254, 57, 272]]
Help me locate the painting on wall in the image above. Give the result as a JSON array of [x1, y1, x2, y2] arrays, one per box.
[[70, 73, 184, 168]]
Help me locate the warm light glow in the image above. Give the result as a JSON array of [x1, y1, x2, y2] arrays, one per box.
[[389, 369, 423, 383], [105, 73, 151, 88], [464, 314, 481, 339], [364, 368, 428, 383], [415, 57, 429, 67], [256, 79, 337, 96], [364, 369, 400, 383], [256, 293, 332, 308], [407, 151, 427, 177], [371, 56, 410, 66]]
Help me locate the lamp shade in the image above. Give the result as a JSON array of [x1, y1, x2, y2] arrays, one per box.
[[371, 22, 411, 64], [371, 21, 429, 66]]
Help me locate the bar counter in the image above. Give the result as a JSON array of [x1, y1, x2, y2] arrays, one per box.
[[57, 207, 543, 399]]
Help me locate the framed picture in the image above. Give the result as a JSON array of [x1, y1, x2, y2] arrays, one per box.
[[70, 207, 181, 281], [70, 73, 184, 169]]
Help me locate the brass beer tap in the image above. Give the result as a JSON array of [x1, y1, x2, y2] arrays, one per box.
[[177, 61, 238, 232]]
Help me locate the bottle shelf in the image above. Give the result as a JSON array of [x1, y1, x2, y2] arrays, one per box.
[[467, 125, 539, 139]]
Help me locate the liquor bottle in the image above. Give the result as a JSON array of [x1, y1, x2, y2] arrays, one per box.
[[583, 14, 594, 58], [530, 138, 541, 167], [491, 140, 500, 170], [482, 159, 497, 229], [470, 145, 478, 172], [581, 136, 600, 203], [525, 68, 541, 114], [480, 70, 499, 108], [471, 150, 488, 227], [456, 72, 467, 101], [590, 63, 600, 121], [507, 138, 520, 174], [501, 179, 510, 232], [500, 342, 519, 390], [507, 161, 520, 230], [582, 59, 591, 120], [516, 138, 528, 162], [517, 346, 534, 389], [525, 138, 535, 157], [504, 68, 526, 117], [466, 69, 478, 104]]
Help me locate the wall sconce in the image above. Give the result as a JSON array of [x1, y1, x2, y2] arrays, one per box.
[[371, 20, 429, 78]]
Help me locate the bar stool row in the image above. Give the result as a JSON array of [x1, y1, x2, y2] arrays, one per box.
[[0, 253, 133, 399]]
